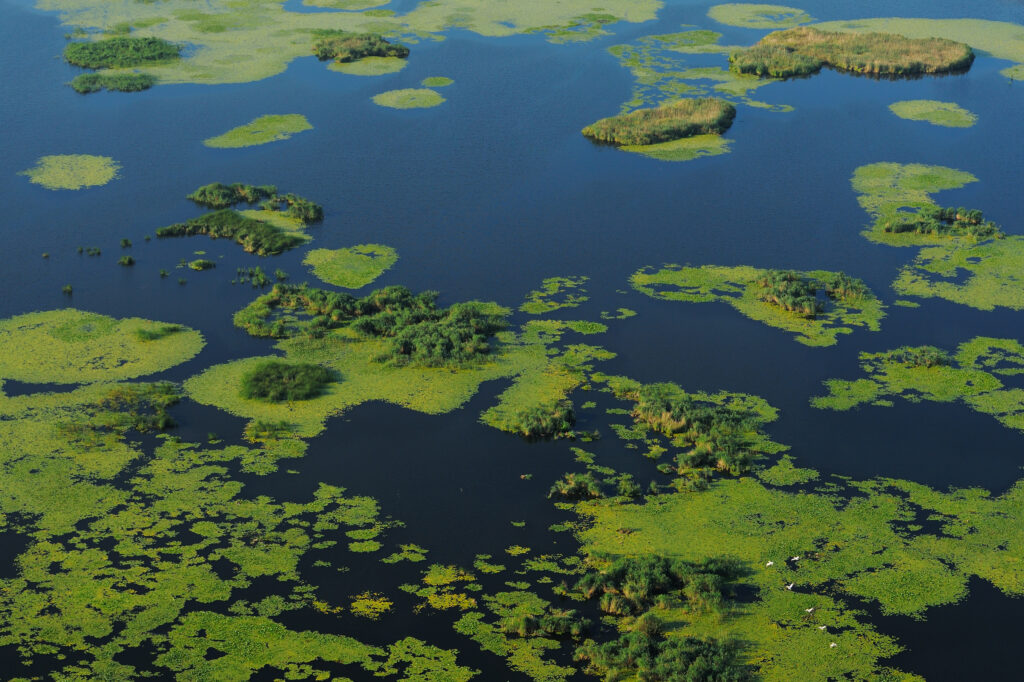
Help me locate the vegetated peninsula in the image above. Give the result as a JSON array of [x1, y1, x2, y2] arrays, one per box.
[[582, 97, 735, 146], [312, 30, 409, 64], [64, 36, 180, 93], [729, 26, 974, 78], [155, 183, 323, 256]]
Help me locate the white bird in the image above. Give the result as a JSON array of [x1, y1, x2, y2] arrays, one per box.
[[805, 607, 815, 613], [766, 561, 774, 567], [791, 556, 801, 561], [818, 626, 827, 631], [830, 642, 837, 648], [785, 583, 795, 590]]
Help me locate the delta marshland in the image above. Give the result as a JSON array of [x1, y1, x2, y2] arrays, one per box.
[[3, 0, 1024, 680]]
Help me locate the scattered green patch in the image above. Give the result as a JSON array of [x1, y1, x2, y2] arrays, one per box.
[[582, 97, 735, 146], [600, 308, 637, 320], [19, 154, 120, 190], [203, 114, 313, 148], [188, 258, 215, 271], [631, 264, 885, 346], [520, 276, 589, 314], [304, 244, 398, 289], [894, 237, 1024, 311], [421, 76, 453, 87], [707, 3, 812, 29], [156, 209, 308, 256], [372, 88, 445, 109], [889, 99, 977, 128]]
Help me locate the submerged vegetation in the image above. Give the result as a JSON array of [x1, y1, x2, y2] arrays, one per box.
[[631, 264, 884, 346], [64, 36, 181, 69], [730, 26, 974, 78], [582, 97, 735, 146], [240, 360, 334, 402], [19, 154, 120, 190]]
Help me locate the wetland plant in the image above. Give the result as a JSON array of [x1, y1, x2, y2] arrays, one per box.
[[64, 37, 181, 69], [240, 360, 334, 402], [156, 209, 306, 256], [582, 98, 735, 146], [117, 255, 135, 266], [70, 72, 157, 94], [312, 31, 409, 63], [548, 472, 604, 500], [883, 205, 1001, 239], [188, 259, 215, 271]]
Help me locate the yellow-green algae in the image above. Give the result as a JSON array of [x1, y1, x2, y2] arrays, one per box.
[[34, 0, 660, 86], [520, 276, 589, 314], [203, 113, 312, 148], [707, 3, 812, 29], [372, 87, 445, 109], [812, 337, 1024, 431], [622, 134, 732, 161], [303, 244, 398, 289], [329, 55, 407, 75], [814, 18, 1024, 80], [19, 154, 120, 190], [894, 237, 1024, 311], [851, 161, 979, 246], [889, 99, 977, 128], [421, 76, 454, 87], [0, 309, 204, 384], [630, 264, 885, 347]]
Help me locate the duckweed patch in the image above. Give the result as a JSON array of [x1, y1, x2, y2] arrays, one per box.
[[329, 56, 407, 75], [812, 337, 1024, 431], [631, 264, 885, 346], [19, 154, 120, 190], [421, 76, 453, 87], [520, 276, 589, 314], [894, 237, 1024, 311], [707, 3, 812, 29], [203, 114, 313, 148], [889, 100, 977, 128], [372, 88, 445, 109], [0, 309, 204, 384], [622, 134, 732, 161], [304, 244, 398, 288]]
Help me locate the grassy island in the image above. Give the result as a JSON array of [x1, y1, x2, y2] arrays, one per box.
[[156, 209, 307, 256], [70, 72, 156, 93], [582, 98, 735, 146], [730, 26, 974, 78], [20, 154, 120, 190], [203, 114, 313, 148], [313, 31, 409, 63], [64, 36, 181, 69]]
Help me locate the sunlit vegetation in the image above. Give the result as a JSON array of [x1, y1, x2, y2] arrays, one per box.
[[372, 88, 446, 109], [493, 399, 575, 439], [632, 264, 884, 346], [881, 205, 1001, 240], [187, 182, 277, 208], [188, 258, 215, 270], [70, 72, 156, 93], [622, 134, 733, 162], [421, 76, 454, 87], [520, 276, 589, 314], [578, 631, 750, 682], [203, 114, 313, 148], [304, 244, 398, 289], [0, 309, 204, 384], [582, 97, 735, 146], [329, 56, 407, 75], [117, 255, 135, 266], [64, 36, 180, 68], [549, 472, 603, 500], [19, 154, 120, 190], [240, 360, 334, 402], [156, 209, 307, 256], [730, 26, 974, 78], [889, 99, 977, 127], [312, 30, 409, 63], [812, 337, 1024, 431], [707, 3, 811, 29]]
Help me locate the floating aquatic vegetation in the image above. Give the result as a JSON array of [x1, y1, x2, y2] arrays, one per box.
[[203, 114, 313, 148], [889, 100, 977, 128], [372, 87, 445, 109], [329, 55, 408, 75], [19, 154, 120, 190], [303, 244, 398, 288], [894, 237, 1024, 311], [707, 3, 812, 29], [0, 309, 204, 384], [622, 133, 732, 161], [630, 264, 885, 347], [520, 276, 589, 314], [421, 76, 454, 87], [812, 337, 1024, 431]]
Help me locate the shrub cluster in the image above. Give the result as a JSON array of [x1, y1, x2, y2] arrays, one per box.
[[548, 471, 604, 500], [582, 98, 736, 146], [186, 183, 323, 223], [754, 270, 870, 319], [312, 31, 410, 62], [730, 26, 974, 78], [240, 360, 334, 402], [884, 205, 1002, 239], [71, 72, 156, 93], [501, 400, 576, 438], [155, 209, 306, 256], [576, 630, 750, 682], [873, 345, 950, 368], [64, 37, 181, 69]]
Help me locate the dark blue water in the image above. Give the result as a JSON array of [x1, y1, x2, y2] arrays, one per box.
[[4, 0, 1024, 678]]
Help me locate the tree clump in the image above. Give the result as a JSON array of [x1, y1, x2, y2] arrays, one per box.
[[240, 360, 334, 402], [730, 26, 974, 78], [754, 270, 871, 319], [582, 98, 736, 146], [70, 72, 156, 93], [499, 400, 576, 439], [312, 31, 409, 63], [873, 345, 950, 368], [186, 183, 324, 223], [883, 205, 1002, 240], [64, 36, 181, 69]]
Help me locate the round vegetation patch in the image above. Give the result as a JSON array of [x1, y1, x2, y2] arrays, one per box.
[[0, 309, 204, 384], [888, 100, 977, 128], [19, 155, 120, 190], [421, 76, 453, 87], [372, 88, 445, 109], [239, 360, 334, 402], [707, 3, 812, 28], [328, 56, 407, 75], [303, 244, 398, 289]]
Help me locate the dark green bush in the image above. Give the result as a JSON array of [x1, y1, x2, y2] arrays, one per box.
[[548, 472, 604, 500], [64, 37, 180, 69], [755, 270, 821, 317], [576, 632, 751, 682], [187, 183, 278, 209], [312, 31, 409, 62], [240, 360, 334, 402], [155, 209, 306, 256], [502, 400, 576, 438], [70, 72, 157, 93], [188, 259, 215, 271], [884, 205, 1002, 239], [874, 345, 950, 368], [117, 255, 135, 266]]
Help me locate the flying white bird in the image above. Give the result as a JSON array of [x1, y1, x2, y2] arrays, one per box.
[[805, 607, 815, 613], [766, 561, 774, 567], [818, 626, 827, 631], [791, 556, 801, 561], [785, 583, 795, 590], [830, 642, 837, 648]]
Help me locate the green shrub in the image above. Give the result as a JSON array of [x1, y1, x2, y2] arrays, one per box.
[[188, 259, 215, 271], [64, 37, 181, 69], [117, 255, 135, 266], [187, 183, 278, 209], [70, 72, 157, 93], [501, 400, 576, 438], [582, 98, 735, 146], [755, 270, 822, 317], [576, 632, 750, 681], [548, 472, 603, 500], [240, 360, 334, 402], [155, 209, 306, 256], [874, 345, 950, 368], [312, 31, 409, 62], [883, 205, 1002, 239]]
